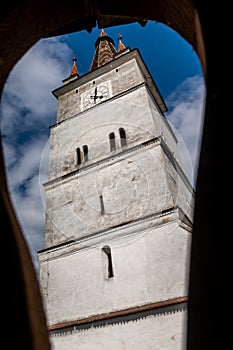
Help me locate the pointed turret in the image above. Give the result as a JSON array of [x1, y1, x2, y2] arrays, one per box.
[[69, 56, 79, 77], [62, 56, 79, 85], [90, 29, 117, 71], [118, 33, 126, 52]]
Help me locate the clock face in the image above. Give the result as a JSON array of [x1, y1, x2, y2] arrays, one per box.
[[82, 84, 110, 110]]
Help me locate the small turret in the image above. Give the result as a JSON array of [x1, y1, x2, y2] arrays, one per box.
[[69, 56, 79, 77], [117, 33, 126, 52]]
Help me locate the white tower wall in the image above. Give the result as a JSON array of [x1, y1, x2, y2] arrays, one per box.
[[38, 44, 194, 350]]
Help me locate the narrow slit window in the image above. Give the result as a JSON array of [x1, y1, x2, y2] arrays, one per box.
[[83, 145, 88, 161], [99, 195, 104, 214], [119, 128, 127, 147], [102, 246, 114, 278], [109, 132, 116, 151], [76, 147, 81, 165]]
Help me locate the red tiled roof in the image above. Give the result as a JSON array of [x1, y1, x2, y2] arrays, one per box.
[[118, 34, 126, 52], [70, 56, 79, 76]]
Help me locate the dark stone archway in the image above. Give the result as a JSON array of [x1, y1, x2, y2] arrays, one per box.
[[1, 1, 225, 349]]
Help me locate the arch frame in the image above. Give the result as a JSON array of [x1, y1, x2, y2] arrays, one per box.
[[0, 2, 226, 350]]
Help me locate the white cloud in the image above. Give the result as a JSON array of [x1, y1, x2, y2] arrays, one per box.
[[10, 171, 47, 272], [7, 136, 48, 188], [7, 136, 50, 274], [166, 74, 206, 186], [1, 37, 73, 139], [0, 37, 73, 274]]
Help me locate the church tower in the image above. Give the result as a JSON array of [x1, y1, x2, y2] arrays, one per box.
[[38, 29, 194, 349]]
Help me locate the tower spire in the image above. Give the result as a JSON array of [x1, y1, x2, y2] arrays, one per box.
[[118, 33, 126, 52], [69, 56, 79, 77], [90, 29, 117, 71]]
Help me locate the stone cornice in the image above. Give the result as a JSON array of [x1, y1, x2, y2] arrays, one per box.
[[44, 135, 194, 196], [38, 206, 192, 260], [48, 296, 188, 335], [52, 48, 167, 113], [50, 81, 149, 128], [43, 134, 161, 188], [38, 206, 178, 256]]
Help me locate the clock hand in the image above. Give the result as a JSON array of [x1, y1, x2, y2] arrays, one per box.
[[94, 87, 104, 99], [90, 87, 103, 102]]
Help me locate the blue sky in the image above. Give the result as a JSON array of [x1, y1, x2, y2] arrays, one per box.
[[0, 21, 205, 273]]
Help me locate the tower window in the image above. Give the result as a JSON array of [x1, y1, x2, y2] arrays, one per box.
[[99, 195, 104, 214], [76, 147, 81, 165], [109, 132, 116, 151], [83, 145, 88, 161], [119, 128, 127, 147], [102, 246, 114, 279]]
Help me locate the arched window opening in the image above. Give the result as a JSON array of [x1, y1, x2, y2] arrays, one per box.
[[83, 145, 88, 161], [76, 147, 81, 165], [102, 246, 114, 279], [119, 128, 127, 147], [109, 132, 116, 151]]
